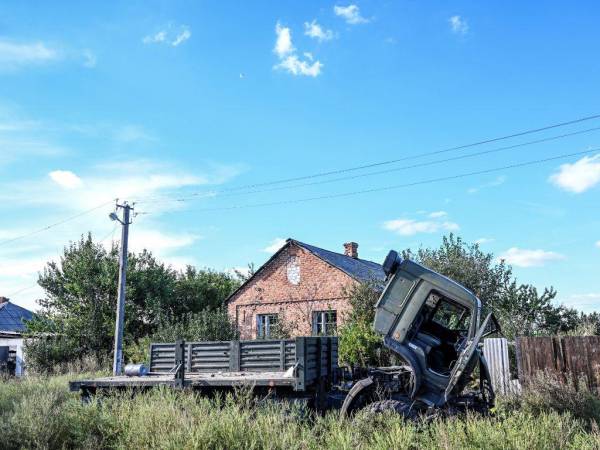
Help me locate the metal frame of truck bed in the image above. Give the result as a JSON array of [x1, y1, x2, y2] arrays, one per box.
[[70, 337, 338, 404]]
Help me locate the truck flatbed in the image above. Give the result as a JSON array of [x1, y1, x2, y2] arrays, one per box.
[[70, 337, 338, 397], [70, 370, 296, 391]]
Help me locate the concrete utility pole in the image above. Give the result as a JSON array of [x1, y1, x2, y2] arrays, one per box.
[[110, 201, 133, 375]]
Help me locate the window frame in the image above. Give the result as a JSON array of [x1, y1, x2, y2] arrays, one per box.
[[312, 310, 337, 336], [256, 313, 279, 339]]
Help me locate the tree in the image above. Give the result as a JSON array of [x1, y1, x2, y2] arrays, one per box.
[[403, 234, 576, 339], [27, 233, 241, 369]]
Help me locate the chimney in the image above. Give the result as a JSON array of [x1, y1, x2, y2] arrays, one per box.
[[343, 242, 359, 259], [0, 296, 9, 305]]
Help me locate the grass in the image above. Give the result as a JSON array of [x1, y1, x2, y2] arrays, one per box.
[[1, 374, 599, 450]]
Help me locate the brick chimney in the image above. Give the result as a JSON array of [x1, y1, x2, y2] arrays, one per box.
[[0, 296, 9, 305], [343, 242, 359, 259]]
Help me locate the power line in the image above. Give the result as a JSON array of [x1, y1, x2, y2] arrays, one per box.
[[144, 125, 600, 204], [163, 112, 600, 196], [5, 283, 38, 298], [177, 147, 598, 212], [0, 200, 115, 248]]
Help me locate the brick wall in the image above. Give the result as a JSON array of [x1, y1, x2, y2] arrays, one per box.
[[227, 243, 358, 339]]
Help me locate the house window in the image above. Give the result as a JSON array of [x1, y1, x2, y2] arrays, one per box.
[[257, 314, 278, 339], [312, 310, 337, 336]]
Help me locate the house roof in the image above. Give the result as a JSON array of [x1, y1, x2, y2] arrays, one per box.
[[0, 300, 34, 332], [226, 238, 386, 303], [290, 239, 386, 283]]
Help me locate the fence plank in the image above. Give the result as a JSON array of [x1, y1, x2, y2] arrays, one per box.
[[516, 336, 600, 392]]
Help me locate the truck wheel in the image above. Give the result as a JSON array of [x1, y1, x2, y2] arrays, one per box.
[[363, 400, 418, 420]]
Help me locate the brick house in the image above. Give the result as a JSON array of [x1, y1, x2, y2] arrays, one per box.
[[226, 239, 385, 339]]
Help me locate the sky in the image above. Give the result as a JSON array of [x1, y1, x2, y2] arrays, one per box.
[[1, 1, 599, 313]]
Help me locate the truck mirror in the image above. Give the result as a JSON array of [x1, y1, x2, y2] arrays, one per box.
[[382, 250, 401, 276]]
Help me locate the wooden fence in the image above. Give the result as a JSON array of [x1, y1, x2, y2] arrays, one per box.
[[516, 336, 600, 392]]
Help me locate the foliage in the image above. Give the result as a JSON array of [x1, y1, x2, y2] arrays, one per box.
[[403, 234, 580, 339], [123, 336, 152, 365], [339, 321, 382, 367], [1, 375, 600, 449], [27, 234, 241, 371], [151, 309, 239, 343], [339, 280, 388, 367]]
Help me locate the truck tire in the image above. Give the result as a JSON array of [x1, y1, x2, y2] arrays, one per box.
[[363, 399, 419, 420]]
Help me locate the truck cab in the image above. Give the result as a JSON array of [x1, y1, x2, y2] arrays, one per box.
[[373, 251, 497, 406]]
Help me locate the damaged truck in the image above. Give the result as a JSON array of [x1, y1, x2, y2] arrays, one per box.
[[70, 250, 500, 418]]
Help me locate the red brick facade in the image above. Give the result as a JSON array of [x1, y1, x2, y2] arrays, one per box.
[[227, 242, 360, 339]]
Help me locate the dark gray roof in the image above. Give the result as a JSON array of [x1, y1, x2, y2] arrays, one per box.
[[0, 301, 34, 332], [291, 239, 386, 283]]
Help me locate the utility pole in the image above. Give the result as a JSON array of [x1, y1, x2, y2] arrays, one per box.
[[109, 201, 133, 376]]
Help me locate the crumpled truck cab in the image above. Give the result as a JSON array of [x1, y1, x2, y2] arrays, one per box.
[[373, 250, 496, 406]]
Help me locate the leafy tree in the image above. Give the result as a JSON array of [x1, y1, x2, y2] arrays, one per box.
[[26, 233, 241, 370], [31, 235, 118, 358], [403, 234, 577, 339]]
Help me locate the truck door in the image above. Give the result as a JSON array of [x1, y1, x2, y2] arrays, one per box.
[[443, 313, 492, 401]]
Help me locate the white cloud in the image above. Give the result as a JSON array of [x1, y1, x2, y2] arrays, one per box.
[[2, 158, 243, 216], [449, 15, 469, 35], [498, 247, 565, 268], [475, 237, 494, 245], [0, 108, 67, 168], [143, 31, 167, 44], [549, 154, 600, 193], [468, 175, 506, 194], [274, 22, 294, 57], [595, 240, 600, 249], [334, 5, 369, 25], [0, 40, 59, 70], [276, 55, 323, 77], [172, 27, 191, 46], [560, 293, 600, 313], [428, 211, 447, 219], [304, 20, 334, 42], [143, 24, 191, 47], [49, 170, 83, 189], [82, 49, 97, 68], [263, 237, 286, 253], [0, 255, 50, 278], [383, 218, 459, 236], [129, 229, 199, 254], [273, 22, 323, 77], [114, 125, 153, 143]]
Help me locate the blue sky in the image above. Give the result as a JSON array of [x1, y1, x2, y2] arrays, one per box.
[[1, 1, 600, 313]]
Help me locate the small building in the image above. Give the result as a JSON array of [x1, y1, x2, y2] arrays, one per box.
[[0, 296, 34, 376], [226, 239, 385, 339]]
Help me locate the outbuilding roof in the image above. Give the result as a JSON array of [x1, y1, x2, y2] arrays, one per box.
[[0, 300, 34, 332]]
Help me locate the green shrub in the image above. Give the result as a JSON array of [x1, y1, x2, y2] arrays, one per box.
[[338, 321, 382, 367], [151, 308, 238, 342], [124, 336, 152, 364]]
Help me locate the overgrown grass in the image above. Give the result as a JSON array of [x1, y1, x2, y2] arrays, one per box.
[[1, 375, 600, 449], [496, 373, 600, 428]]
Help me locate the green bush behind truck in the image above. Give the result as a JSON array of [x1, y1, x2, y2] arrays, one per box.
[[71, 251, 499, 417]]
